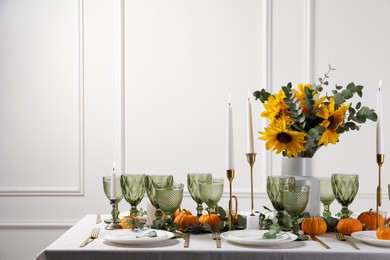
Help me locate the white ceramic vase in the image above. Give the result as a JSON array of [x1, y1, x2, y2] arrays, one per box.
[[281, 157, 320, 217]]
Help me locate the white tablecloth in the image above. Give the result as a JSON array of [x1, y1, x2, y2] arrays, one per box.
[[35, 214, 390, 260]]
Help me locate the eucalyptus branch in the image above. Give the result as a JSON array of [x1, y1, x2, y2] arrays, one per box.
[[318, 64, 336, 89]]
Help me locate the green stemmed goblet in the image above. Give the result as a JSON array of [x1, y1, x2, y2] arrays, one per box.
[[199, 178, 224, 213], [155, 183, 184, 220], [331, 174, 359, 219], [187, 173, 212, 217], [281, 184, 310, 240], [103, 176, 124, 224], [120, 174, 145, 217], [266, 176, 295, 230], [145, 175, 173, 219], [320, 177, 335, 218]]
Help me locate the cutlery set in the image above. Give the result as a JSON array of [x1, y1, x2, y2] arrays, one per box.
[[81, 214, 361, 249]]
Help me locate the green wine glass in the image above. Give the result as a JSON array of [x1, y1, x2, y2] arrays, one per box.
[[120, 174, 145, 217], [267, 176, 295, 230], [281, 184, 310, 240], [320, 177, 335, 218], [199, 178, 224, 213], [145, 175, 173, 219], [331, 174, 359, 219], [155, 183, 184, 220], [103, 176, 123, 223], [187, 173, 212, 217]]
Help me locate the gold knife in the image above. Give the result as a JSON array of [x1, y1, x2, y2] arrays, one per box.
[[183, 234, 190, 248], [96, 213, 102, 224], [311, 235, 331, 249]]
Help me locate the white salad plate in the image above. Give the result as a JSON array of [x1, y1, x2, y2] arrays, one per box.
[[100, 229, 174, 246], [351, 230, 390, 247], [220, 230, 297, 246]]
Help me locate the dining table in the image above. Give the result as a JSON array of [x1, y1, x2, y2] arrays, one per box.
[[35, 214, 390, 260]]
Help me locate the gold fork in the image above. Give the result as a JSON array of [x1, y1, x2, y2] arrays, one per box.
[[335, 230, 360, 250], [213, 231, 221, 248], [80, 227, 100, 247]]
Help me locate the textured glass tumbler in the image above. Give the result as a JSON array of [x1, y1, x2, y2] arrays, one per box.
[[281, 184, 310, 239], [155, 183, 184, 220], [145, 175, 173, 219], [199, 178, 224, 213], [187, 173, 212, 217], [331, 174, 359, 219], [267, 176, 295, 229], [120, 174, 145, 216], [320, 177, 335, 218], [103, 176, 123, 223]]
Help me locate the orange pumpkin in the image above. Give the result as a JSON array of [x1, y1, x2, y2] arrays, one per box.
[[199, 213, 221, 229], [120, 215, 140, 229], [174, 212, 198, 231], [376, 225, 390, 240], [173, 209, 193, 220], [336, 218, 362, 235], [301, 217, 327, 235], [357, 209, 385, 230]]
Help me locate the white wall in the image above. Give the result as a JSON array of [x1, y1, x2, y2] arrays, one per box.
[[1, 0, 390, 259]]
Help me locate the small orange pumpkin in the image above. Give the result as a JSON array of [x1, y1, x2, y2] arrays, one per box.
[[199, 213, 221, 229], [376, 225, 390, 240], [336, 218, 362, 235], [120, 215, 140, 229], [173, 209, 193, 220], [174, 211, 198, 231], [301, 217, 327, 235], [357, 209, 385, 230]]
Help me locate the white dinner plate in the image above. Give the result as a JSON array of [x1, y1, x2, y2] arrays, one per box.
[[351, 230, 390, 247], [100, 229, 174, 245], [220, 230, 297, 246]]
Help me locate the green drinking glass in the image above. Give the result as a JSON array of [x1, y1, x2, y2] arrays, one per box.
[[155, 183, 184, 220], [145, 175, 173, 219], [266, 176, 295, 229], [120, 174, 146, 216], [199, 178, 224, 213], [187, 173, 212, 217], [281, 184, 310, 240], [103, 176, 123, 223], [331, 174, 359, 219], [320, 177, 335, 218]]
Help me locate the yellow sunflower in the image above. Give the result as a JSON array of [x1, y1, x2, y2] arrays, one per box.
[[261, 89, 292, 124], [260, 120, 307, 158], [316, 97, 349, 146]]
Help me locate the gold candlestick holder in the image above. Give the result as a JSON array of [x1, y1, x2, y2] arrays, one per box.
[[226, 169, 238, 230], [106, 199, 122, 230], [376, 154, 384, 229], [246, 153, 257, 216]]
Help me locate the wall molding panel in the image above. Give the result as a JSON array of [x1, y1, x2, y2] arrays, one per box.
[[0, 220, 77, 229], [0, 0, 85, 196]]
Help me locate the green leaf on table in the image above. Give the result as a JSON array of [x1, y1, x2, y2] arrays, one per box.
[[262, 224, 281, 239]]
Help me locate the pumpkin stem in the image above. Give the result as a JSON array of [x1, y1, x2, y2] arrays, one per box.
[[368, 208, 373, 216]]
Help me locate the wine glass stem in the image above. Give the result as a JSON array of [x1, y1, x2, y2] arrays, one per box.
[[276, 211, 285, 228], [196, 203, 204, 217], [114, 204, 120, 222], [130, 206, 138, 217], [291, 216, 299, 236], [209, 204, 217, 213], [322, 204, 331, 218], [341, 206, 350, 218], [155, 209, 164, 220]]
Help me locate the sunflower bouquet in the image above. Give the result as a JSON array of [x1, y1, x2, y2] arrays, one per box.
[[253, 65, 377, 158]]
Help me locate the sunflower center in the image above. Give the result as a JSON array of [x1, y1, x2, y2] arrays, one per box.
[[328, 115, 337, 129], [276, 132, 293, 144]]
